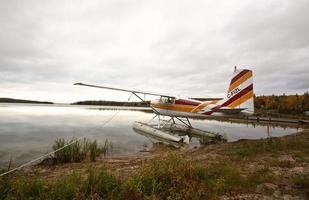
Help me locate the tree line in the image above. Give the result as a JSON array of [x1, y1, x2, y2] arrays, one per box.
[[0, 98, 53, 104], [71, 100, 150, 107], [254, 92, 309, 115]]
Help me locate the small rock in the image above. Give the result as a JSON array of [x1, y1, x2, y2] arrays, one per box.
[[262, 196, 274, 200], [283, 194, 292, 200], [273, 190, 281, 198], [279, 155, 295, 163], [255, 184, 264, 193], [264, 183, 278, 191], [256, 183, 278, 194], [272, 170, 282, 176], [290, 167, 304, 175], [38, 157, 56, 166], [256, 184, 264, 193]]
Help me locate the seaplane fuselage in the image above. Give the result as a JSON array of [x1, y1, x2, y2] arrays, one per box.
[[74, 68, 254, 117], [150, 98, 216, 117]]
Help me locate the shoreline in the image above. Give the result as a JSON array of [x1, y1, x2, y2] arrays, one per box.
[[1, 129, 308, 199]]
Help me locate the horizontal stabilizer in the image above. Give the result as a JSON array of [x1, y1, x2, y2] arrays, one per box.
[[213, 108, 246, 114], [189, 97, 223, 101]]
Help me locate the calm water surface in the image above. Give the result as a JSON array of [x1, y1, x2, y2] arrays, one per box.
[[0, 103, 301, 167]]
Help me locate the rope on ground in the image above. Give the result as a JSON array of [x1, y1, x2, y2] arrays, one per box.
[[0, 110, 120, 177]]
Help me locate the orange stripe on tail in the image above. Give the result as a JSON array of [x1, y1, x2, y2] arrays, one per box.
[[228, 70, 252, 92]]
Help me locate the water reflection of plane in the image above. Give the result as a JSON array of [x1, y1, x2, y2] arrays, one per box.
[[75, 67, 253, 145]]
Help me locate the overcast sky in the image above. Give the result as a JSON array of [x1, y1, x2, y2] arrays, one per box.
[[0, 0, 308, 103]]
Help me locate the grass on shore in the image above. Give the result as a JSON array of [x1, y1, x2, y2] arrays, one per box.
[[221, 133, 309, 161], [52, 138, 111, 164], [0, 154, 276, 200]]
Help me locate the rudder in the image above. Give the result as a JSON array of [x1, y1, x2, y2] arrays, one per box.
[[224, 67, 254, 113]]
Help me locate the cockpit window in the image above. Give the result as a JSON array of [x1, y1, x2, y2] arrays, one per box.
[[160, 97, 175, 104]]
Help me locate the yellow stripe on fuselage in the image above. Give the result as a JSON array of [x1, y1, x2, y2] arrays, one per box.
[[190, 100, 219, 113], [151, 103, 196, 113], [228, 71, 252, 92]]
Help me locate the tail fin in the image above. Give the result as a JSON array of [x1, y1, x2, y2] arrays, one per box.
[[222, 67, 254, 113]]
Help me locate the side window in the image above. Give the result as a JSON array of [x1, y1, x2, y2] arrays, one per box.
[[160, 97, 175, 104], [163, 97, 168, 103], [159, 97, 166, 103], [167, 97, 175, 104]]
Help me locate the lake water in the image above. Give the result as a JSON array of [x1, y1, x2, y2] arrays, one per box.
[[0, 103, 301, 167]]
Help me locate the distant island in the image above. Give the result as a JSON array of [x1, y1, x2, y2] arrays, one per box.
[[0, 98, 53, 104], [71, 100, 150, 107]]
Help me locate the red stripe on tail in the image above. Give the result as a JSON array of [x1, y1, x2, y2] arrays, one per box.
[[222, 84, 253, 107], [230, 69, 249, 85]]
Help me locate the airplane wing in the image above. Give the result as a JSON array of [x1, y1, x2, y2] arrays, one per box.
[[74, 83, 175, 98]]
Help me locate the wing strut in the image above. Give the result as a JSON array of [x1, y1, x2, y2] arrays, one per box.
[[130, 92, 160, 115]]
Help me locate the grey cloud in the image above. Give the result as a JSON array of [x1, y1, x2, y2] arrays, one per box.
[[227, 1, 309, 51], [222, 0, 309, 94], [0, 0, 308, 102]]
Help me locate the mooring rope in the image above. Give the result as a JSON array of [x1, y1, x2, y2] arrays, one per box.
[[0, 110, 120, 177]]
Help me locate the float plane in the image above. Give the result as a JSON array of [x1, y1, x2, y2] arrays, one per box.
[[74, 67, 254, 145]]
